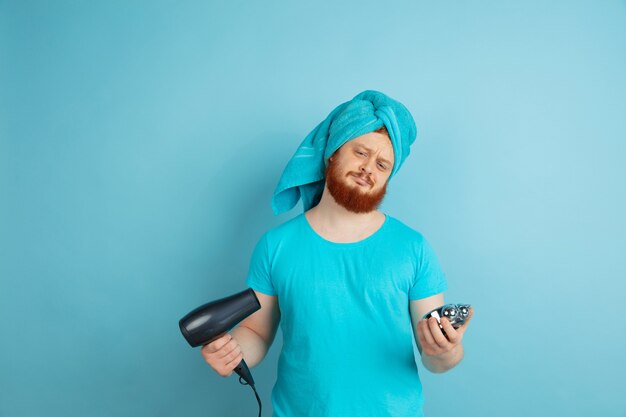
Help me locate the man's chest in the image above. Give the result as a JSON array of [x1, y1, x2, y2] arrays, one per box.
[[270, 243, 416, 300]]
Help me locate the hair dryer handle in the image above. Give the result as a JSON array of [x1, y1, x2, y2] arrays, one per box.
[[234, 358, 255, 386]]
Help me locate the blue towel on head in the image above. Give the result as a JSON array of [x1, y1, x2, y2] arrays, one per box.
[[271, 90, 417, 215]]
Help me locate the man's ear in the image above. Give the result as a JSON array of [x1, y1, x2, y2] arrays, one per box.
[[329, 156, 334, 162]]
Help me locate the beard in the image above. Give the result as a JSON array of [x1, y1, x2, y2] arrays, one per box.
[[324, 158, 388, 214]]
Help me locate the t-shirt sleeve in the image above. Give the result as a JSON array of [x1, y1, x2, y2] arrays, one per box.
[[409, 237, 448, 300], [245, 233, 276, 296]]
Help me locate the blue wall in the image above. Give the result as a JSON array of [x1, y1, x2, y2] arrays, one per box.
[[2, 1, 625, 416]]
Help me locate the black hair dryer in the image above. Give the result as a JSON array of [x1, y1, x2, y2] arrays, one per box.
[[179, 288, 261, 386]]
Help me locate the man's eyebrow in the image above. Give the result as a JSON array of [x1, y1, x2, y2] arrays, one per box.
[[354, 144, 393, 165]]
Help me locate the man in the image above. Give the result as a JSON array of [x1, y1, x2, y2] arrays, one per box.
[[201, 90, 473, 416]]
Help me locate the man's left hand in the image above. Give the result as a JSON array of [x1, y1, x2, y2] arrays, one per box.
[[417, 307, 473, 358]]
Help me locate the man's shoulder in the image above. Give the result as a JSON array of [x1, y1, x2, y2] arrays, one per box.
[[257, 213, 305, 243], [270, 213, 303, 232], [385, 214, 427, 242]]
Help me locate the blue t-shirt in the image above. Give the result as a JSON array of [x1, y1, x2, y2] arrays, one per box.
[[245, 213, 448, 417]]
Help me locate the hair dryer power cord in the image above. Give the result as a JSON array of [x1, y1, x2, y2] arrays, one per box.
[[239, 377, 262, 417]]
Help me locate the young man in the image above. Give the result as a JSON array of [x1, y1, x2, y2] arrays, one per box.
[[201, 91, 473, 416]]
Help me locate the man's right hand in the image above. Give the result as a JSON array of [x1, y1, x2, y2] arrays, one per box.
[[199, 291, 281, 376], [200, 333, 244, 377]]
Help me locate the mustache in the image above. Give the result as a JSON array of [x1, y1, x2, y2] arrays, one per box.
[[348, 172, 373, 186]]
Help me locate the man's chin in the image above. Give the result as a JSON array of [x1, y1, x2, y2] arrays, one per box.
[[348, 184, 371, 194], [330, 187, 386, 213], [324, 160, 386, 213], [337, 200, 381, 214]]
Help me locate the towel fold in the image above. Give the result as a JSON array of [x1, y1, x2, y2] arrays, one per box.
[[271, 90, 417, 215]]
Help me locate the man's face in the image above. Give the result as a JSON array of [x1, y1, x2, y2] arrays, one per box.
[[325, 131, 395, 213]]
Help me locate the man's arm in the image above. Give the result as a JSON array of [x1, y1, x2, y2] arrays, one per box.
[[409, 293, 473, 373], [201, 291, 280, 376], [231, 291, 281, 367]]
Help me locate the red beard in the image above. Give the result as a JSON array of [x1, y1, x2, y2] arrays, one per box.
[[325, 158, 388, 214]]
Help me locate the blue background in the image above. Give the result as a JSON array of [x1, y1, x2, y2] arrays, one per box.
[[2, 1, 625, 416]]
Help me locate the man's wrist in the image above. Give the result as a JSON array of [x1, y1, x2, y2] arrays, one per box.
[[422, 343, 464, 373]]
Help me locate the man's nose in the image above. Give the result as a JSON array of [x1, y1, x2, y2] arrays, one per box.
[[360, 162, 373, 175]]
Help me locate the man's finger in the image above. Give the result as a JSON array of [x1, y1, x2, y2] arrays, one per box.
[[205, 333, 231, 353], [224, 351, 245, 376], [420, 320, 437, 348], [428, 317, 451, 349], [440, 317, 460, 344], [216, 339, 239, 359]]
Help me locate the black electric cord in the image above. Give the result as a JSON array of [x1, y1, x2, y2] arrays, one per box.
[[239, 376, 262, 417]]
